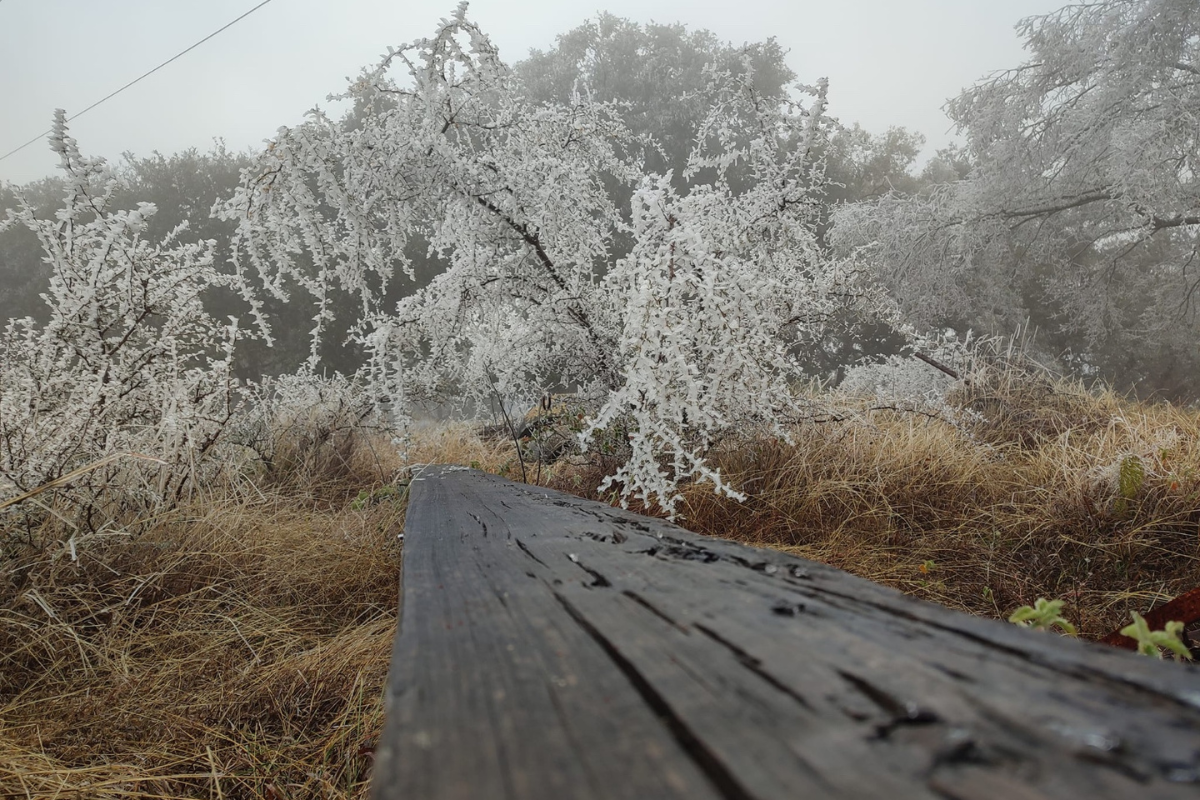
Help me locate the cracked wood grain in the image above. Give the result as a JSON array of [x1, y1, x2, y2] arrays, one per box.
[[374, 467, 1200, 800]]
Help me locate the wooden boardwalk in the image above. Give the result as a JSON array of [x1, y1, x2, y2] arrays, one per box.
[[374, 466, 1200, 799]]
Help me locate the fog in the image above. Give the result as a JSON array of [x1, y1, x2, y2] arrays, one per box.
[[2, 0, 1064, 184]]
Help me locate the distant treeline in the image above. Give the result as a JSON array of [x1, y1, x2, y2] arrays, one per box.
[[4, 5, 1197, 400]]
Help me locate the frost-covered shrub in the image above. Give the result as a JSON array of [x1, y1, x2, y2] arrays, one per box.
[[0, 113, 246, 527], [231, 372, 399, 485], [839, 355, 956, 404], [839, 329, 982, 405], [222, 7, 880, 513]]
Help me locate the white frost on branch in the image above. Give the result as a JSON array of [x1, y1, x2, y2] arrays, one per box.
[[0, 112, 248, 514], [220, 7, 878, 512], [831, 0, 1200, 380]]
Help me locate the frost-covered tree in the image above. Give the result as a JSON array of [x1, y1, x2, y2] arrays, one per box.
[[832, 0, 1200, 397], [515, 13, 795, 183], [0, 146, 321, 380], [0, 112, 245, 522], [821, 124, 925, 206], [222, 5, 866, 512]]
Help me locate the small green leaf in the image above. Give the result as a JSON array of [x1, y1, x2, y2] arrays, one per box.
[[1119, 612, 1193, 660], [1009, 598, 1077, 636]]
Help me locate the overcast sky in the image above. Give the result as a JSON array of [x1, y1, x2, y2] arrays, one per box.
[[1, 0, 1067, 185]]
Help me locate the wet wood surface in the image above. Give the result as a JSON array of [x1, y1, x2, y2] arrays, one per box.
[[374, 466, 1200, 799]]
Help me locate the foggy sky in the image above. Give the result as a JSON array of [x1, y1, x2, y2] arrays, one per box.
[[1, 0, 1068, 186]]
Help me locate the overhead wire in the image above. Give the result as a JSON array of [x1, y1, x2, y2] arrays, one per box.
[[0, 0, 277, 164]]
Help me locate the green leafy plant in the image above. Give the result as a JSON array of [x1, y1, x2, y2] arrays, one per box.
[[1119, 612, 1193, 660], [350, 483, 407, 511], [1114, 454, 1146, 514], [1119, 454, 1146, 498], [1008, 598, 1077, 636]]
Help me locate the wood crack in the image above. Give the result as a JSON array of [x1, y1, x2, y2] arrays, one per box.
[[837, 670, 941, 741], [553, 592, 757, 800], [515, 538, 548, 568], [623, 590, 691, 633], [693, 623, 815, 711], [567, 555, 612, 588]]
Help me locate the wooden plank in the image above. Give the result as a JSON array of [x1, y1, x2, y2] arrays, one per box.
[[374, 467, 1200, 800], [374, 468, 721, 800]]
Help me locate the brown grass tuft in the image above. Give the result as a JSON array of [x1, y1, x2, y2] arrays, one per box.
[[2, 468, 403, 798], [405, 420, 519, 475]]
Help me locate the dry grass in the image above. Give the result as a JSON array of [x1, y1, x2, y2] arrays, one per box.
[[548, 371, 1200, 639], [0, 421, 518, 800], [405, 420, 520, 475], [0, 482, 402, 799], [5, 374, 1197, 797]]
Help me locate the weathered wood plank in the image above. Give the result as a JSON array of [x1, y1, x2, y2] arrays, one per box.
[[374, 467, 1200, 800], [375, 468, 721, 800]]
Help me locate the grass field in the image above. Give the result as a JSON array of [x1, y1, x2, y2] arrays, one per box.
[[3, 370, 1198, 798]]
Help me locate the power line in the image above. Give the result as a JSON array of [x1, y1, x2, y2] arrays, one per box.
[[0, 0, 276, 165]]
